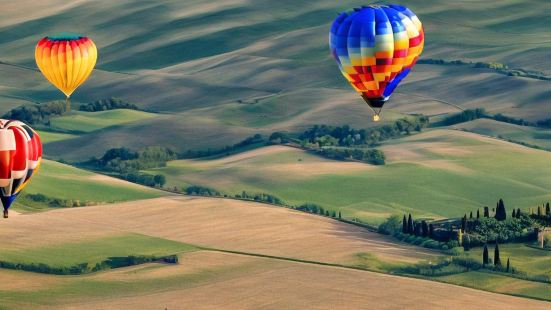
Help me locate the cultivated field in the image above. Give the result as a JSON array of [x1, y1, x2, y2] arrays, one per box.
[[0, 196, 435, 265], [0, 196, 549, 309], [2, 251, 549, 310]]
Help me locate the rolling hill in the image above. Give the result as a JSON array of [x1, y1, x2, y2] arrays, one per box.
[[0, 0, 548, 161], [145, 129, 551, 224], [12, 159, 166, 212]]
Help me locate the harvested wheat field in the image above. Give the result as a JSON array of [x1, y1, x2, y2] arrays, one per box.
[[1, 196, 550, 309], [0, 196, 434, 265], [4, 251, 547, 310]]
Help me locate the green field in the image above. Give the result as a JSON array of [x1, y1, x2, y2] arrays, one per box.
[[145, 129, 551, 224], [0, 234, 195, 268], [36, 130, 78, 144], [452, 119, 551, 151], [48, 109, 157, 133], [462, 243, 551, 277], [13, 159, 165, 212], [437, 271, 551, 301]]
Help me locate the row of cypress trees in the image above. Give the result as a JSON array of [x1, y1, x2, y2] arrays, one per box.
[[482, 243, 511, 272]]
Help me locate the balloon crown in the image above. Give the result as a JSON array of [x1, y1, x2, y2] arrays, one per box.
[[46, 32, 85, 41], [352, 4, 393, 11]]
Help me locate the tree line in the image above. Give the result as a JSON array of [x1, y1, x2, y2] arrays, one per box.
[[435, 108, 538, 127], [2, 97, 141, 126], [417, 58, 550, 81], [317, 148, 385, 165], [0, 254, 178, 275], [295, 116, 429, 148], [78, 97, 139, 112]]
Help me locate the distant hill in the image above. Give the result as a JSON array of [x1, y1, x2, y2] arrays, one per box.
[[0, 0, 549, 160]]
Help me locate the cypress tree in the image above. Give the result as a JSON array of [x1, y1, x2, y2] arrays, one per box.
[[516, 208, 521, 218], [402, 215, 408, 234], [476, 209, 480, 219], [494, 243, 501, 267], [428, 223, 434, 238], [546, 202, 550, 216], [512, 209, 516, 218], [463, 234, 471, 251], [338, 211, 342, 219], [461, 215, 467, 233], [506, 258, 510, 273], [421, 220, 428, 237], [495, 199, 506, 221], [414, 222, 422, 236], [325, 210, 330, 217], [484, 206, 489, 218], [537, 205, 542, 217], [483, 244, 489, 266], [407, 214, 414, 234], [469, 211, 473, 219]]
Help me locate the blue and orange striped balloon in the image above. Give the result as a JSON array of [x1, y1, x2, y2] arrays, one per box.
[[329, 4, 424, 120]]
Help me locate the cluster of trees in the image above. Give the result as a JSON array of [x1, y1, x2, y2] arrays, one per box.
[[235, 191, 284, 205], [182, 134, 265, 158], [123, 172, 166, 187], [185, 185, 221, 196], [295, 203, 340, 219], [437, 108, 533, 127], [317, 148, 385, 165], [462, 200, 536, 246], [418, 58, 550, 81], [2, 101, 68, 125], [23, 193, 93, 208], [378, 215, 454, 250], [86, 146, 176, 188], [0, 254, 178, 275], [78, 97, 139, 112], [529, 202, 551, 225], [297, 117, 429, 148]]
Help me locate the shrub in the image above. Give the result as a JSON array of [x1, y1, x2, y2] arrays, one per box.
[[378, 215, 402, 235]]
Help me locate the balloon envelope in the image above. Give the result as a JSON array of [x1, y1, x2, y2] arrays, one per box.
[[329, 4, 424, 114], [0, 120, 42, 214], [35, 33, 97, 98]]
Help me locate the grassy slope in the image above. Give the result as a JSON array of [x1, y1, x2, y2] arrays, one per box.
[[438, 271, 551, 301], [452, 118, 551, 150], [13, 159, 165, 212], [0, 1, 549, 161], [145, 129, 551, 224], [48, 109, 157, 133], [0, 234, 195, 267], [462, 243, 551, 277]]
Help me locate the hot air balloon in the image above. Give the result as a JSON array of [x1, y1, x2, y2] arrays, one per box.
[[0, 120, 42, 218], [329, 4, 424, 121], [35, 33, 97, 112]]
